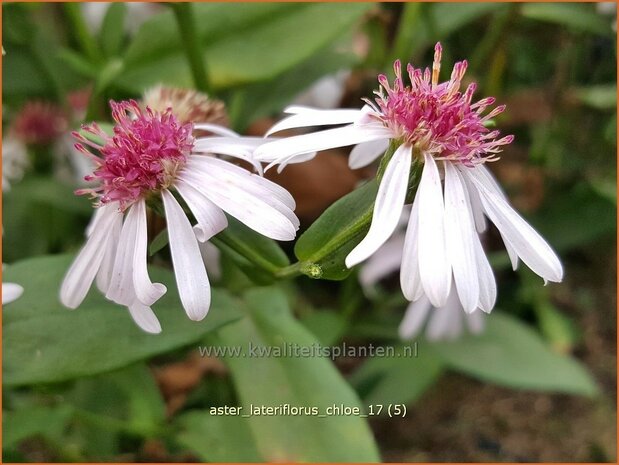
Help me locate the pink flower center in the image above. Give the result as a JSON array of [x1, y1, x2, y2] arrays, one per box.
[[371, 43, 513, 165], [74, 100, 194, 209]]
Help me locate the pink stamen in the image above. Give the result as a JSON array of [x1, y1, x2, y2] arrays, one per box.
[[371, 43, 513, 165], [74, 100, 195, 209]]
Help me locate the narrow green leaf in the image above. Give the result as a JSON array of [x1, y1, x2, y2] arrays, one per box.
[[300, 310, 347, 346], [350, 344, 444, 407], [117, 3, 372, 92], [3, 405, 74, 449], [176, 412, 263, 462], [429, 312, 599, 396], [295, 180, 378, 280], [211, 287, 381, 462], [3, 255, 242, 386], [521, 3, 613, 35]]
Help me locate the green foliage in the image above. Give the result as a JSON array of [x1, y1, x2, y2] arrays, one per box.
[[428, 313, 598, 396], [118, 3, 373, 92], [295, 180, 378, 280], [205, 287, 380, 462], [3, 255, 242, 386], [351, 346, 444, 407]]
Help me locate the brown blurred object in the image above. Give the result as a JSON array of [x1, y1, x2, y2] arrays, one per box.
[[247, 118, 373, 224], [153, 352, 227, 417], [502, 89, 553, 126], [491, 148, 546, 212]]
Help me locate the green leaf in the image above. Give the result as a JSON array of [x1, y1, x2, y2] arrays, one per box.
[[149, 228, 169, 257], [117, 3, 372, 92], [295, 180, 378, 280], [176, 412, 262, 462], [3, 254, 242, 386], [574, 85, 617, 111], [210, 287, 380, 462], [68, 363, 166, 437], [530, 185, 616, 251], [99, 3, 127, 58], [3, 404, 73, 450], [300, 310, 347, 346], [429, 312, 599, 396], [429, 2, 506, 37], [350, 344, 444, 407], [521, 3, 613, 36], [229, 44, 358, 131], [2, 177, 93, 262]]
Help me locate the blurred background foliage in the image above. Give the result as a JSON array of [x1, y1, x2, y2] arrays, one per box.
[[2, 2, 617, 462]]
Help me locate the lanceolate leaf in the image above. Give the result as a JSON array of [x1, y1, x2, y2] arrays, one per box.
[[117, 3, 373, 92], [428, 312, 598, 396], [295, 180, 378, 280], [208, 286, 381, 462], [3, 255, 242, 386]]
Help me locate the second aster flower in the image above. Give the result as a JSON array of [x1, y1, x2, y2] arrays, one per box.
[[256, 43, 563, 313], [60, 99, 299, 333]]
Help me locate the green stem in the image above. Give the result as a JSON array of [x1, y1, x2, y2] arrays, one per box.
[[63, 3, 103, 64], [171, 3, 211, 94], [274, 262, 305, 279], [211, 232, 279, 275], [389, 3, 423, 65]]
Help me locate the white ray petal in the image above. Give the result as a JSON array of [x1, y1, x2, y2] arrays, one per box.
[[187, 156, 296, 209], [472, 234, 497, 313], [132, 200, 167, 306], [359, 233, 405, 288], [465, 168, 563, 283], [418, 154, 451, 307], [60, 204, 120, 308], [199, 241, 222, 281], [267, 151, 317, 173], [162, 190, 211, 321], [464, 165, 519, 269], [346, 144, 412, 267], [2, 282, 24, 304], [175, 180, 228, 242], [105, 204, 141, 306], [254, 124, 391, 163], [349, 138, 390, 169], [466, 309, 485, 335], [180, 170, 298, 241], [426, 288, 461, 341], [462, 173, 487, 233], [128, 301, 162, 334], [265, 108, 363, 136], [192, 123, 240, 137], [398, 296, 433, 340], [186, 164, 300, 230], [400, 191, 424, 301], [444, 163, 479, 313], [96, 211, 122, 293], [501, 232, 520, 270]]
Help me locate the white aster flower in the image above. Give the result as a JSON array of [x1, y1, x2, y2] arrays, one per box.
[[60, 99, 298, 333], [360, 212, 485, 341], [257, 43, 563, 313]]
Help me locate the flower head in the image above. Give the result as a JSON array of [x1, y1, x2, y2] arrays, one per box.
[[255, 43, 562, 315], [11, 101, 67, 145], [370, 44, 513, 165], [75, 100, 194, 209], [142, 86, 229, 126], [62, 99, 299, 333]]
